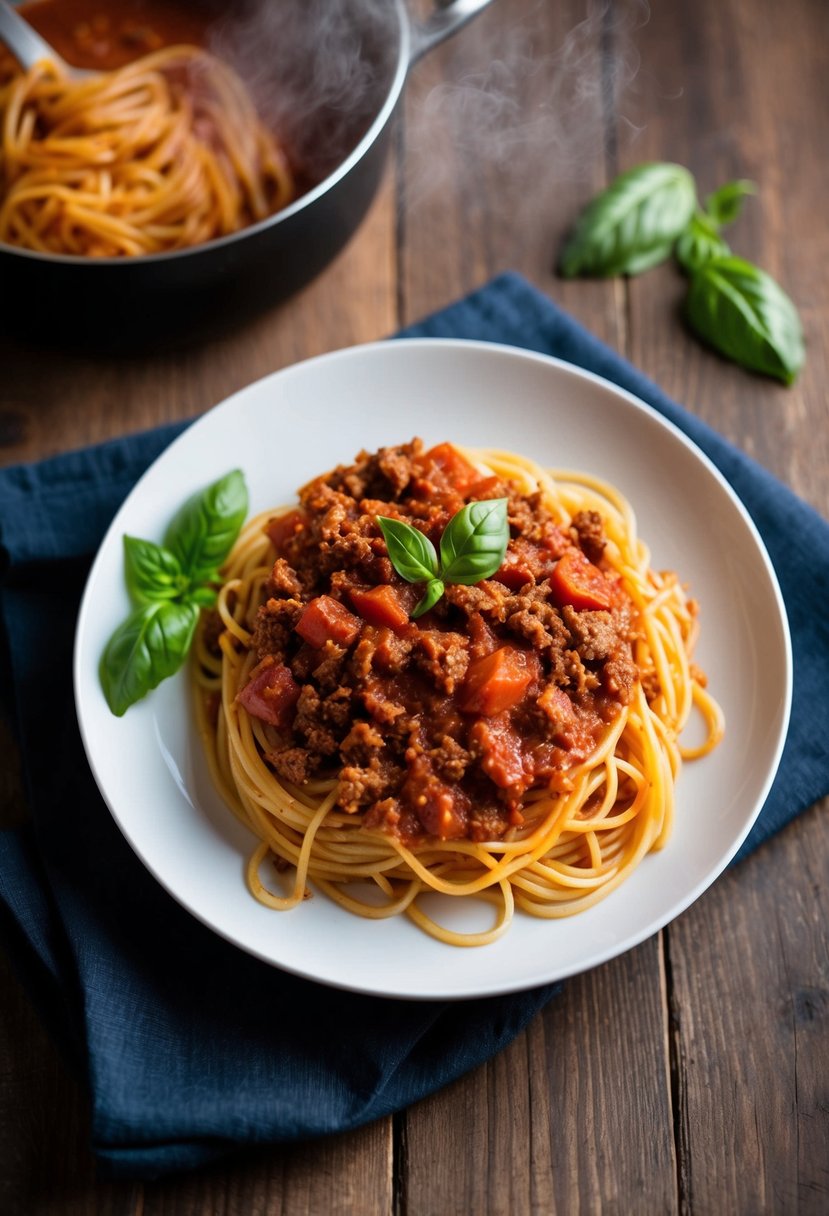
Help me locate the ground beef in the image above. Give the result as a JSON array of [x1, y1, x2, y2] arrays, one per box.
[[562, 605, 618, 660], [337, 758, 402, 815], [251, 598, 303, 662], [267, 558, 303, 599], [571, 509, 606, 563], [267, 745, 319, 786], [412, 630, 470, 694], [233, 440, 640, 843]]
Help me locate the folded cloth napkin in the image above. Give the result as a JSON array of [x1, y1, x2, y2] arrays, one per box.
[[0, 273, 827, 1179]]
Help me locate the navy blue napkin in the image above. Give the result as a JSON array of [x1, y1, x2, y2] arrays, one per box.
[[0, 273, 827, 1179]]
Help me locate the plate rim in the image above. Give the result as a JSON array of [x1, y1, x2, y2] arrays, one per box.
[[73, 337, 794, 1000]]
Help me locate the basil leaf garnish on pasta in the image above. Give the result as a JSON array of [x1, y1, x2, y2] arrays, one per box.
[[380, 498, 510, 616], [100, 600, 199, 717], [377, 517, 439, 583], [100, 470, 248, 716], [123, 535, 187, 603], [439, 499, 509, 585], [412, 579, 445, 620], [164, 468, 248, 585]]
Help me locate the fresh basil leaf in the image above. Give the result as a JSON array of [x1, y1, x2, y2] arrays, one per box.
[[164, 470, 248, 585], [559, 162, 696, 278], [412, 579, 445, 619], [123, 535, 187, 604], [377, 516, 439, 583], [100, 600, 199, 717], [704, 179, 756, 227], [439, 498, 509, 585], [675, 211, 731, 274], [685, 256, 805, 384], [186, 585, 218, 608], [620, 241, 677, 276]]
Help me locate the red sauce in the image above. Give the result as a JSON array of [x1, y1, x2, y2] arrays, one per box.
[[16, 0, 222, 70], [219, 441, 641, 846]]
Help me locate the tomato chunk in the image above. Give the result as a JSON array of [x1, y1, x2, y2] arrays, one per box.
[[265, 509, 307, 554], [348, 585, 410, 631], [237, 658, 300, 728], [295, 595, 361, 648], [421, 442, 480, 494], [403, 755, 468, 839], [459, 645, 537, 716], [469, 715, 526, 789], [549, 548, 614, 611]]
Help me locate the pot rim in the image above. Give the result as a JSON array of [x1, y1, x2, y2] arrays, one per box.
[[0, 0, 411, 269]]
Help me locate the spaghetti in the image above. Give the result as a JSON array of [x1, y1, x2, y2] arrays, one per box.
[[0, 46, 294, 256], [193, 443, 724, 946]]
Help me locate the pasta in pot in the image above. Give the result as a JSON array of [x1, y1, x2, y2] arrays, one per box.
[[0, 46, 294, 256]]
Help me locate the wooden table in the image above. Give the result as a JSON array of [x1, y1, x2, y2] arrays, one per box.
[[1, 0, 827, 1211]]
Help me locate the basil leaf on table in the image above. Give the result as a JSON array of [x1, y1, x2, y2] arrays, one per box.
[[685, 255, 805, 384], [164, 469, 248, 584], [559, 162, 696, 278], [100, 600, 200, 717], [439, 499, 509, 585], [377, 517, 439, 583], [675, 211, 731, 274], [123, 535, 187, 603], [704, 179, 756, 227]]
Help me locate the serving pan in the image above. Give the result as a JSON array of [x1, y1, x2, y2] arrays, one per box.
[[0, 0, 495, 350]]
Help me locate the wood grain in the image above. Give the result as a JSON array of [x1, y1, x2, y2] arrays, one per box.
[[400, 939, 677, 1216]]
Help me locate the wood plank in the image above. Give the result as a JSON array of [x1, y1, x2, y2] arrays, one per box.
[[665, 804, 829, 1214], [400, 938, 677, 1216], [400, 0, 625, 349], [614, 0, 829, 1211], [140, 1120, 392, 1216]]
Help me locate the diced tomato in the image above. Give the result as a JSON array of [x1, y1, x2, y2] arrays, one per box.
[[421, 442, 480, 495], [537, 685, 598, 757], [348, 584, 410, 631], [295, 595, 361, 648], [459, 645, 538, 716], [540, 522, 570, 558], [237, 658, 300, 728], [549, 548, 614, 611], [493, 539, 540, 590], [403, 755, 468, 840], [465, 474, 506, 500], [265, 509, 307, 554], [469, 715, 526, 789]]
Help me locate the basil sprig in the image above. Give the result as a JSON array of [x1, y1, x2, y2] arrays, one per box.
[[559, 162, 696, 278], [558, 163, 803, 383], [685, 257, 805, 385], [100, 470, 248, 716], [378, 498, 509, 619]]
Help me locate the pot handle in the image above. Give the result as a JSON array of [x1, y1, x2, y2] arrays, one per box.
[[409, 0, 496, 65]]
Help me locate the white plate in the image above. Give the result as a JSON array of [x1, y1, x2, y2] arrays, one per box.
[[74, 340, 792, 1000]]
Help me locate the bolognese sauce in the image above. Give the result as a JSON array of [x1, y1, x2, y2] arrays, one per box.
[[208, 440, 639, 845]]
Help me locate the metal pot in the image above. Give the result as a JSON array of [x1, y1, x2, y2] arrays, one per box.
[[0, 0, 495, 351]]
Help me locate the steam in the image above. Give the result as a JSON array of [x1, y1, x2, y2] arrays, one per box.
[[403, 0, 650, 216], [207, 0, 651, 223], [208, 0, 401, 182]]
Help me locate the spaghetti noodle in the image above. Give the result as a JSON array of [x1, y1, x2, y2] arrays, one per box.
[[0, 46, 294, 256], [193, 443, 724, 946]]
